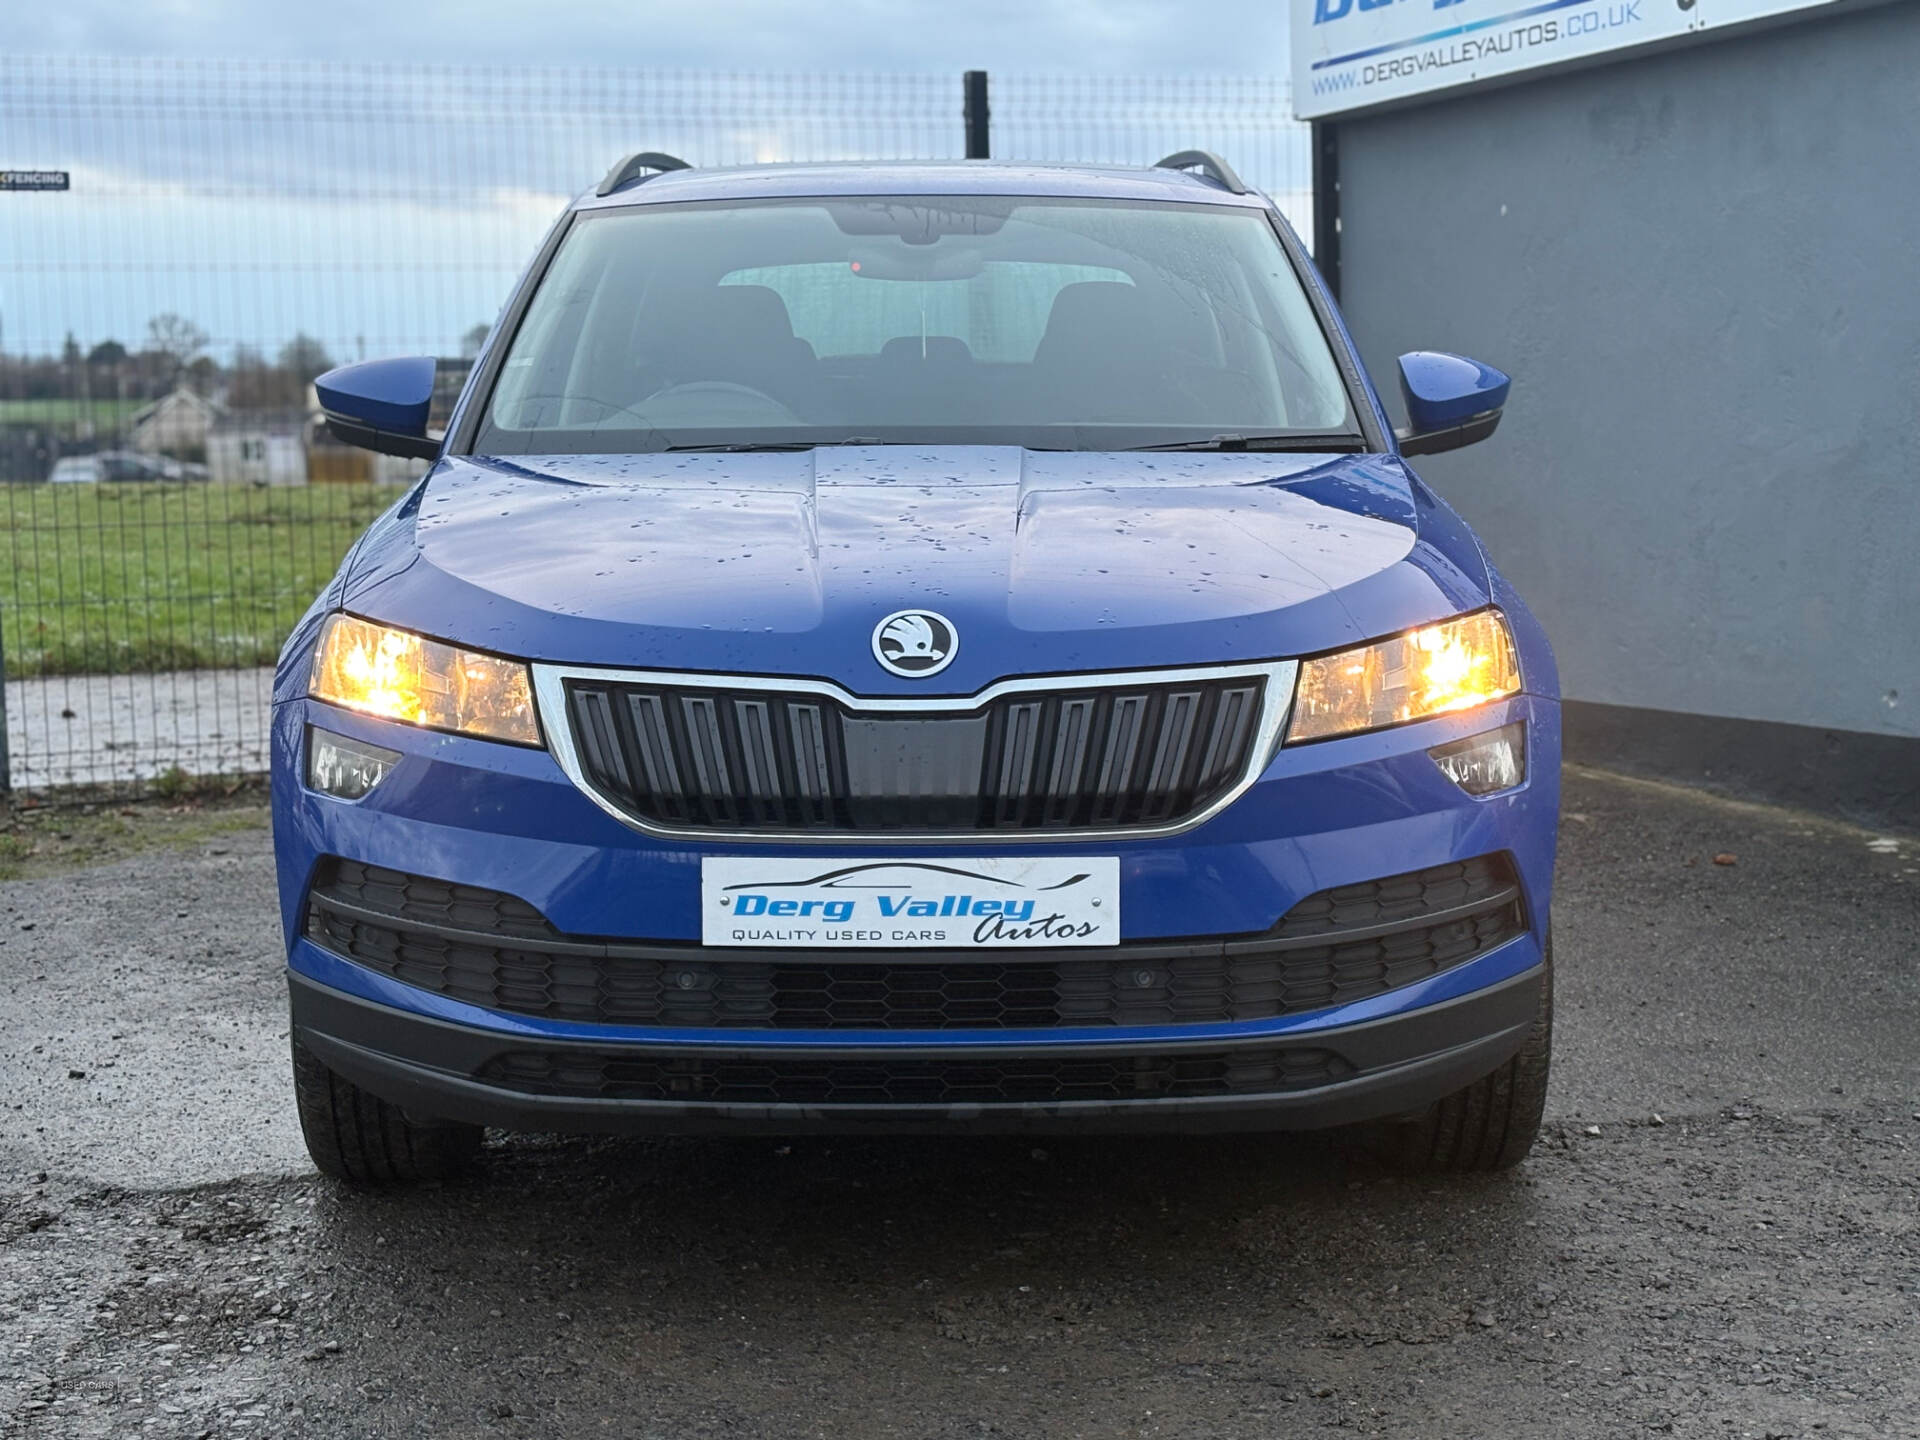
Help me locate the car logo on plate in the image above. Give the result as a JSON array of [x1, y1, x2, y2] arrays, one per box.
[[872, 609, 958, 679]]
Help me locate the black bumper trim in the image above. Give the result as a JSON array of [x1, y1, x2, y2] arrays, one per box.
[[289, 965, 1544, 1136], [304, 853, 1528, 1032], [307, 876, 1523, 962]]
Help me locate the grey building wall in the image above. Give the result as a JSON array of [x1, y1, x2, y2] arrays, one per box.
[[1333, 1, 1920, 744]]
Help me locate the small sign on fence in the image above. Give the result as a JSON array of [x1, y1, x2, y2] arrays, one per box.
[[0, 170, 69, 191]]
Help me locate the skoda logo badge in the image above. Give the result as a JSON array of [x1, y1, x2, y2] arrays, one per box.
[[872, 609, 958, 679]]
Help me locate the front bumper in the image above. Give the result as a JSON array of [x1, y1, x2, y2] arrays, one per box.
[[291, 962, 1544, 1135], [272, 688, 1559, 1136]]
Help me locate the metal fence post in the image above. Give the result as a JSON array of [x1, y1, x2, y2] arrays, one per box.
[[963, 71, 990, 159], [0, 613, 10, 796]]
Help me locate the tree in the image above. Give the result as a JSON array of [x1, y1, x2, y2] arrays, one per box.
[[185, 355, 220, 395], [460, 322, 492, 360], [226, 344, 301, 412], [277, 333, 334, 384], [61, 333, 83, 366], [145, 313, 209, 375], [87, 339, 128, 367]]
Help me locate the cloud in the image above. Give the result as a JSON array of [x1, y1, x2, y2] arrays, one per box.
[[7, 0, 1290, 73], [0, 10, 1312, 359]]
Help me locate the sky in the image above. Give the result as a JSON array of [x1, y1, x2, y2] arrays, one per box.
[[0, 3, 1308, 368], [6, 0, 1292, 75]]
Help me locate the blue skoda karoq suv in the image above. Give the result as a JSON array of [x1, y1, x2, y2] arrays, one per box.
[[278, 151, 1558, 1184]]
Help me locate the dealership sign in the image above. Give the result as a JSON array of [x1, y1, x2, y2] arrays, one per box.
[[0, 170, 70, 191], [1293, 0, 1845, 118]]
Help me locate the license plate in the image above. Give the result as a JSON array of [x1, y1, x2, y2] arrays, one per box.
[[700, 856, 1120, 949]]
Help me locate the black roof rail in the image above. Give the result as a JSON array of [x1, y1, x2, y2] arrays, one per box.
[[1153, 150, 1250, 195], [595, 151, 692, 197]]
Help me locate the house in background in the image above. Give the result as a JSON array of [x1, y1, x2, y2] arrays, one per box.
[[128, 386, 220, 460], [208, 415, 306, 485]]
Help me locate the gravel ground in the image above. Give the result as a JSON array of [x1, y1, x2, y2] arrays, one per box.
[[1, 768, 1915, 1439]]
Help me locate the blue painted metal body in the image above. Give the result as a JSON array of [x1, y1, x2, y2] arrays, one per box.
[[272, 160, 1560, 1113], [1397, 350, 1512, 432], [273, 448, 1492, 698]]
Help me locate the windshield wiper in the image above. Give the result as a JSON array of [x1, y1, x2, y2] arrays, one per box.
[[662, 441, 819, 453], [661, 435, 1369, 454], [1129, 434, 1367, 453], [662, 437, 895, 453]]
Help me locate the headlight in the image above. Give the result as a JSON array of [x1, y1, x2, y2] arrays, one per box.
[[1287, 609, 1521, 743], [308, 613, 540, 746]]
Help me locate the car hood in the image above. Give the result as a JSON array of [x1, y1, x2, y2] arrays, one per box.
[[337, 446, 1490, 694]]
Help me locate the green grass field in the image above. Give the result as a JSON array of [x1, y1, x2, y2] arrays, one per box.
[[0, 396, 150, 429], [1, 481, 406, 677]]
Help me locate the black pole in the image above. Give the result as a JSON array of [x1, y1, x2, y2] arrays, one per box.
[[963, 70, 990, 160], [1311, 120, 1341, 301], [0, 612, 9, 796]]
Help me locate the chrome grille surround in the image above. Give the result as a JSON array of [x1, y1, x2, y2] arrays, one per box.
[[533, 658, 1298, 843]]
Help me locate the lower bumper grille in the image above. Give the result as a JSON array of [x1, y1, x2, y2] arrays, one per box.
[[478, 1045, 1354, 1105], [304, 855, 1525, 1031]]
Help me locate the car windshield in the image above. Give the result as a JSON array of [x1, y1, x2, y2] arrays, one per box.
[[473, 195, 1360, 454]]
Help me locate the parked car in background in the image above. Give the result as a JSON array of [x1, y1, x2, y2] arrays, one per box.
[[47, 455, 104, 484], [280, 152, 1558, 1187], [46, 450, 172, 484], [154, 455, 212, 482]]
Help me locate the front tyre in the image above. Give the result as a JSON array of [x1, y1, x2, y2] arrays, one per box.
[[1372, 935, 1554, 1173], [291, 1038, 481, 1185]]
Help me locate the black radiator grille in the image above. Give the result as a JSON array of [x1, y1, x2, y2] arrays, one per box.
[[477, 1045, 1354, 1106], [562, 672, 1265, 834], [305, 855, 1525, 1032]]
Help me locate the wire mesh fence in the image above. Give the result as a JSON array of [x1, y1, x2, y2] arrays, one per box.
[[996, 75, 1310, 229], [0, 56, 1311, 798]]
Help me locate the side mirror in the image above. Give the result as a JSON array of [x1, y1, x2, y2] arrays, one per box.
[[1394, 351, 1510, 457], [315, 356, 440, 461]]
